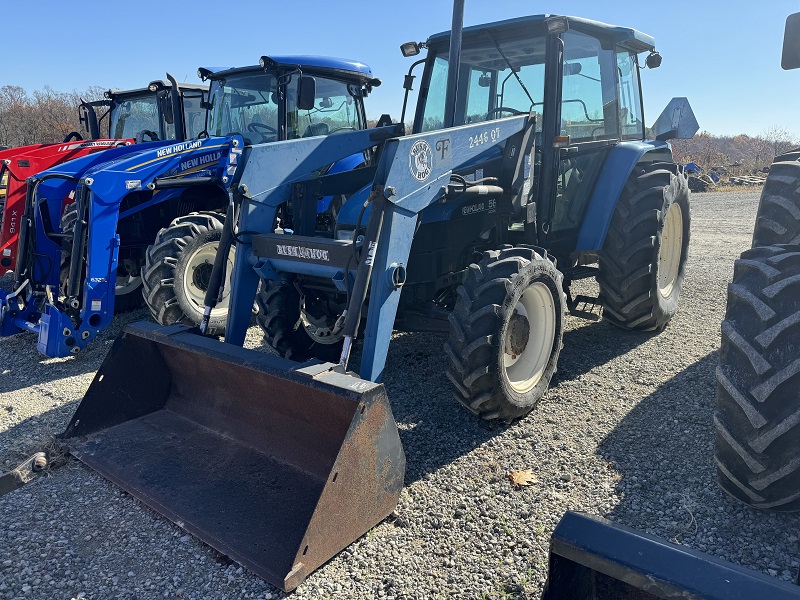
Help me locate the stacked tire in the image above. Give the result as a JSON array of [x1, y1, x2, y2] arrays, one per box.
[[715, 151, 800, 511]]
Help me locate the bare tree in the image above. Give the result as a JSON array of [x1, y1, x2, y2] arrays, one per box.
[[762, 125, 798, 158]]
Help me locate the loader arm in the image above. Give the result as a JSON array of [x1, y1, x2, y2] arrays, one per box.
[[224, 115, 534, 385]]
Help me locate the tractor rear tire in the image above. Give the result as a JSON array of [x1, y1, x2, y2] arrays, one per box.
[[60, 201, 143, 313], [445, 246, 565, 423], [142, 211, 231, 336], [598, 162, 691, 331], [714, 244, 800, 511], [255, 280, 344, 362], [752, 153, 800, 247]]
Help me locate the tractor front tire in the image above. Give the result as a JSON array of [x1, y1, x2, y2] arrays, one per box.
[[598, 162, 691, 331], [715, 245, 800, 511], [445, 246, 565, 423], [142, 211, 230, 336], [256, 280, 344, 362], [752, 152, 800, 247]]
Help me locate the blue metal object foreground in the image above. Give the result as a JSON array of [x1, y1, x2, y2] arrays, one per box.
[[0, 136, 242, 357], [542, 511, 800, 599]]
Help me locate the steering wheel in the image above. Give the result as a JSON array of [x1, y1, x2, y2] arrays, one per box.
[[328, 126, 356, 134], [247, 122, 277, 134], [487, 107, 524, 118], [136, 130, 159, 143]]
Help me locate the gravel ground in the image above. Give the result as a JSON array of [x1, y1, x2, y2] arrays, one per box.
[[1, 189, 799, 599]]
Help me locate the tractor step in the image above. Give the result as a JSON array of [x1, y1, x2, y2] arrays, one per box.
[[567, 293, 601, 321]]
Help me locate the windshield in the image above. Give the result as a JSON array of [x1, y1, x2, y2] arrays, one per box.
[[108, 94, 162, 139], [286, 76, 364, 139], [419, 32, 547, 132], [206, 72, 279, 143]]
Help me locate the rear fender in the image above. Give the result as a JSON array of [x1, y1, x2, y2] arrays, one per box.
[[575, 140, 672, 252]]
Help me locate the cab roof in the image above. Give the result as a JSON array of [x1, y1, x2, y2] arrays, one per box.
[[108, 82, 208, 98], [427, 14, 656, 54], [200, 55, 375, 82]]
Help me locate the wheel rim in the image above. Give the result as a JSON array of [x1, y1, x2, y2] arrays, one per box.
[[300, 310, 343, 345], [116, 273, 142, 296], [183, 242, 234, 315], [299, 298, 343, 346], [502, 282, 556, 394], [658, 202, 683, 298]]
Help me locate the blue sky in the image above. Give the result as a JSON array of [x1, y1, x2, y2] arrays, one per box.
[[4, 1, 798, 138]]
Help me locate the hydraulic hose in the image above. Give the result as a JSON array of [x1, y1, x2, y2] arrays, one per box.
[[338, 191, 387, 371], [199, 201, 235, 334]]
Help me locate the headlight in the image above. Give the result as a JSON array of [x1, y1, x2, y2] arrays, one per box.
[[335, 228, 355, 241]]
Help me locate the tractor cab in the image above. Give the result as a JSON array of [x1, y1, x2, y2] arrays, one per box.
[[81, 81, 208, 144], [198, 56, 380, 146], [408, 14, 670, 261]]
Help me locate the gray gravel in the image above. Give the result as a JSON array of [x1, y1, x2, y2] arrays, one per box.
[[1, 189, 799, 599]]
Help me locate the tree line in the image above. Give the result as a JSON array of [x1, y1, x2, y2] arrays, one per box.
[[670, 126, 799, 175], [0, 85, 104, 148]]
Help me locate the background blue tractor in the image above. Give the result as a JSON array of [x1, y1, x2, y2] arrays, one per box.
[[1, 58, 380, 356], [60, 9, 699, 591], [141, 56, 381, 335]]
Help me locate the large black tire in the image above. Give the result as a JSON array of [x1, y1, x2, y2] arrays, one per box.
[[60, 201, 143, 313], [445, 246, 565, 423], [142, 211, 229, 336], [715, 245, 800, 511], [598, 162, 691, 331], [752, 152, 800, 247], [255, 280, 344, 362]]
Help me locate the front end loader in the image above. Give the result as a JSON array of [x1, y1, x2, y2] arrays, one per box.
[[2, 135, 240, 356], [59, 4, 757, 595], [0, 137, 133, 278]]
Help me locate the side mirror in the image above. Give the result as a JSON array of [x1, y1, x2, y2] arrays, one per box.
[[563, 63, 582, 76], [782, 12, 800, 70], [478, 72, 492, 87], [297, 76, 316, 111], [652, 97, 699, 141], [645, 51, 662, 69]]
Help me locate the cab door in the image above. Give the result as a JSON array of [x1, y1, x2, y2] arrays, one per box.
[[539, 30, 623, 259]]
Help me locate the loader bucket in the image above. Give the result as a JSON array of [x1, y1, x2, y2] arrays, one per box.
[[542, 511, 800, 599], [62, 322, 405, 592]]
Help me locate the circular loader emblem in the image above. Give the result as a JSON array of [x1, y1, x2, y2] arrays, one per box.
[[409, 140, 433, 182]]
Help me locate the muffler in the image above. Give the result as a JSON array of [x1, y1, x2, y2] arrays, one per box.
[[62, 322, 405, 592]]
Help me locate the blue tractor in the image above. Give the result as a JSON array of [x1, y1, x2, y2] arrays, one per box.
[[61, 9, 699, 591], [0, 59, 379, 356], [141, 57, 381, 335], [0, 75, 212, 356]]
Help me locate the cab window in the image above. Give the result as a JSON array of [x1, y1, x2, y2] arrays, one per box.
[[616, 49, 644, 140], [286, 76, 364, 139], [560, 30, 619, 142]]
